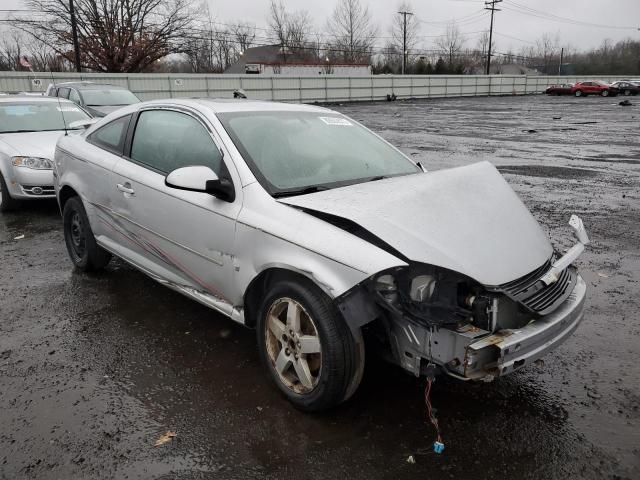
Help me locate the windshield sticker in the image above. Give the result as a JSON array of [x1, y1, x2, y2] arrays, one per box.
[[319, 116, 352, 126], [57, 106, 81, 113]]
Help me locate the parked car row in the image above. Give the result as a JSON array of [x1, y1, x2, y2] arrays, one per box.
[[546, 80, 640, 97], [0, 89, 589, 411], [0, 84, 140, 211]]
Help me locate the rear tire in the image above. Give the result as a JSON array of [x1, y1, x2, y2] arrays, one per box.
[[0, 172, 20, 212], [624, 89, 631, 96], [63, 196, 111, 271], [601, 90, 609, 97], [574, 90, 583, 97], [256, 278, 361, 412]]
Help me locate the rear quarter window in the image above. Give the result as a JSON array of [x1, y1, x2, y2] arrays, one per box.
[[87, 114, 132, 155]]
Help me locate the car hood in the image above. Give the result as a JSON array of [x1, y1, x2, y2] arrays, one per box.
[[0, 130, 66, 159], [85, 105, 122, 117], [279, 161, 553, 286]]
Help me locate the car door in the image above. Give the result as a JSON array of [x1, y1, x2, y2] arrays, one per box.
[[110, 107, 241, 314]]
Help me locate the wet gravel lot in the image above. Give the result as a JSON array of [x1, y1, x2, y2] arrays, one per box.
[[1, 94, 639, 479]]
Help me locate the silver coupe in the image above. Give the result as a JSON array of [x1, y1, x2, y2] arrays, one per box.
[[54, 99, 588, 411]]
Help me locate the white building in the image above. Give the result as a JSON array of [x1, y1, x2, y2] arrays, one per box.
[[225, 45, 371, 76]]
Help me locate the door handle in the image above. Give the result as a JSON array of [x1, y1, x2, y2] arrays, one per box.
[[117, 183, 135, 195]]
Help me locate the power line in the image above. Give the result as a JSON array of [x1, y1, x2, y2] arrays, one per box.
[[493, 31, 536, 45], [503, 1, 638, 30]]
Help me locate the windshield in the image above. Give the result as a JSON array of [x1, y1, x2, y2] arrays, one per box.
[[218, 111, 420, 195], [0, 102, 90, 133], [81, 89, 139, 106]]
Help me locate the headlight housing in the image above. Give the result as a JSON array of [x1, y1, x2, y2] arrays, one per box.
[[11, 156, 53, 170]]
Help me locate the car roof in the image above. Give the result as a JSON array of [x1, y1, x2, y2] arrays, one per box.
[[52, 82, 128, 90], [0, 95, 77, 104], [135, 98, 333, 114]]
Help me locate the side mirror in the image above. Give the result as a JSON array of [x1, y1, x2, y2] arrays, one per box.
[[165, 166, 235, 202], [68, 118, 98, 130]]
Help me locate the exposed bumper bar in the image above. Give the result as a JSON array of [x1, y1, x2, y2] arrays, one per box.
[[541, 214, 589, 285], [464, 274, 587, 379]]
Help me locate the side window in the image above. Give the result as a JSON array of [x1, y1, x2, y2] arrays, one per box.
[[129, 110, 223, 175], [57, 87, 70, 99], [68, 89, 81, 104], [88, 115, 131, 155], [48, 87, 58, 97]]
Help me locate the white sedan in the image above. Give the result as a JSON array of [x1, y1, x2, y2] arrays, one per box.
[[54, 99, 588, 411], [0, 96, 92, 211]]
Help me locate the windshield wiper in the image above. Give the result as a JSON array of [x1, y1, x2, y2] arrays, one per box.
[[273, 185, 329, 198], [1, 129, 38, 133]]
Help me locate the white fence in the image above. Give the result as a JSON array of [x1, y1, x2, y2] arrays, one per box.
[[0, 72, 631, 103]]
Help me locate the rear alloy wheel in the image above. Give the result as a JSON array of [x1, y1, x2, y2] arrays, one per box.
[[624, 89, 631, 96], [63, 196, 111, 271], [257, 279, 361, 412], [601, 89, 609, 97], [574, 90, 583, 97], [0, 172, 20, 212]]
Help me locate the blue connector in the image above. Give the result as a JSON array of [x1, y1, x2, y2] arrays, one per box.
[[433, 441, 445, 454]]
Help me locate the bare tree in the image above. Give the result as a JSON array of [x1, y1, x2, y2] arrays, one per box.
[[327, 0, 377, 64], [232, 22, 256, 54], [287, 11, 312, 53], [13, 0, 194, 72], [435, 23, 466, 66], [391, 1, 420, 67], [0, 30, 23, 71], [268, 1, 314, 61], [0, 28, 69, 71], [535, 33, 560, 72]]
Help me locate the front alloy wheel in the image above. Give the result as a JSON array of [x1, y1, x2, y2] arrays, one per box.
[[257, 278, 362, 411], [265, 298, 322, 394]]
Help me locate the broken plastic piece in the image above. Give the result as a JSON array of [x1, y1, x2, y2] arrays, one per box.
[[433, 441, 445, 454], [569, 214, 590, 245]]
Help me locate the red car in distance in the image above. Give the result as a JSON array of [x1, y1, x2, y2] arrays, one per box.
[[545, 83, 574, 95], [570, 81, 619, 97]]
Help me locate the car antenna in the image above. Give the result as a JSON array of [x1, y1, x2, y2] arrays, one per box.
[[42, 60, 69, 136]]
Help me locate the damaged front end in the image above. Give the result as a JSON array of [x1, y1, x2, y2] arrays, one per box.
[[337, 215, 589, 381]]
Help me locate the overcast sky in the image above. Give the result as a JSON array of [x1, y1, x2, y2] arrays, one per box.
[[3, 0, 640, 52]]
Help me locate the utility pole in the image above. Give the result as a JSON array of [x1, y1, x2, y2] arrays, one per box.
[[558, 47, 564, 75], [69, 0, 81, 72], [484, 0, 502, 75], [398, 10, 413, 75]]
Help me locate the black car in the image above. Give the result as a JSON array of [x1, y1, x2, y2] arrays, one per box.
[[611, 81, 640, 96], [45, 82, 140, 117]]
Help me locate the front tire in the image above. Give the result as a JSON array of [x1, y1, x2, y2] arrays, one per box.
[[601, 89, 609, 97], [0, 172, 20, 212], [257, 278, 360, 412], [63, 196, 111, 271], [624, 89, 631, 96]]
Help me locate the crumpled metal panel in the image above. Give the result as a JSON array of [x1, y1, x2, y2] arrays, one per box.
[[280, 161, 553, 286]]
